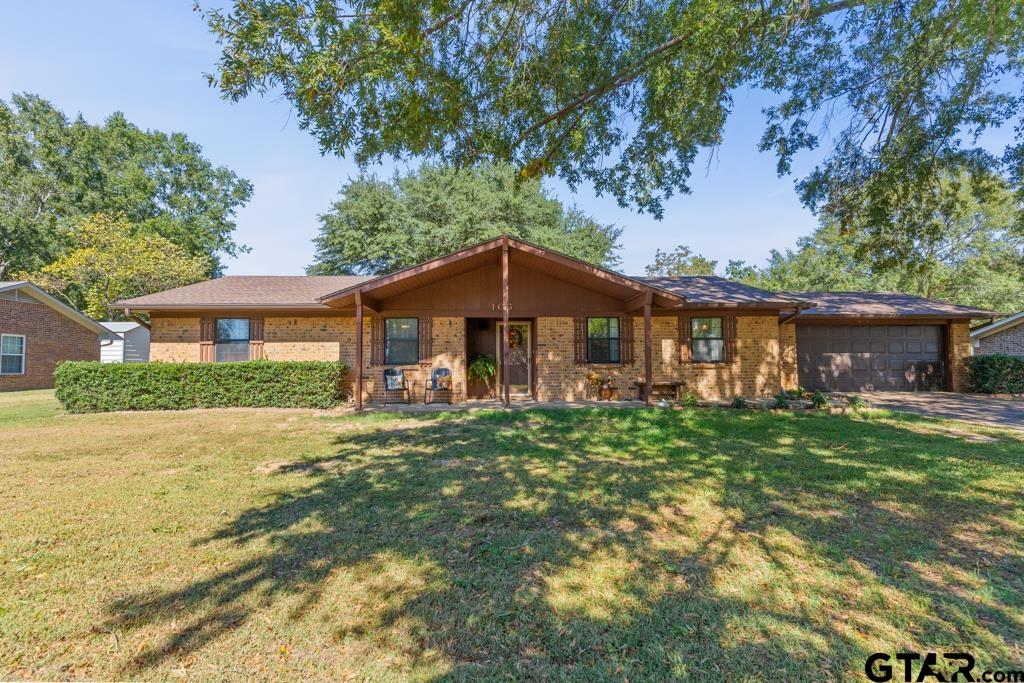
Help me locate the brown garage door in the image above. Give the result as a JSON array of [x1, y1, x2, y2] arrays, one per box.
[[796, 325, 945, 392]]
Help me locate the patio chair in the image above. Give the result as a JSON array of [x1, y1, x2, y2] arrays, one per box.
[[424, 367, 453, 405], [383, 368, 410, 405]]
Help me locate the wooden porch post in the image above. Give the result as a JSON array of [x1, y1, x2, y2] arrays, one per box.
[[643, 293, 653, 405], [502, 237, 511, 408], [355, 291, 364, 411]]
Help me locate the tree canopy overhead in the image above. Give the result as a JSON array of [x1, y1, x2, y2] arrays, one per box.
[[308, 163, 621, 274], [204, 0, 1024, 246], [0, 93, 252, 279]]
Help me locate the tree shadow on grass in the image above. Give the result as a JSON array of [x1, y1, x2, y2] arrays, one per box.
[[104, 409, 1024, 679]]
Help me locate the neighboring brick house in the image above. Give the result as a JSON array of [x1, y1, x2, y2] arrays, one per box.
[[971, 312, 1024, 357], [0, 282, 106, 391], [115, 236, 998, 407]]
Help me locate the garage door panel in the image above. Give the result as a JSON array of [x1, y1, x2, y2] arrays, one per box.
[[797, 325, 944, 392]]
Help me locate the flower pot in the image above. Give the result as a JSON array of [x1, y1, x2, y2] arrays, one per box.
[[600, 382, 614, 401]]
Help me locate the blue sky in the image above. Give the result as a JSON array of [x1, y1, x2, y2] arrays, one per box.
[[1, 1, 825, 276]]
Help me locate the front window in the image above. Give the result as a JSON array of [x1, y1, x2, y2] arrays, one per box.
[[385, 318, 419, 365], [587, 317, 621, 363], [215, 319, 249, 362], [691, 317, 724, 362], [1, 334, 25, 375]]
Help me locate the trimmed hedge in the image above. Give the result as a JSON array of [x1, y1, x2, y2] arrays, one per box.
[[964, 354, 1024, 394], [54, 361, 349, 413]]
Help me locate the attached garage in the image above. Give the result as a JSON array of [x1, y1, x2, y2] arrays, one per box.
[[796, 324, 944, 392], [784, 291, 1001, 393]]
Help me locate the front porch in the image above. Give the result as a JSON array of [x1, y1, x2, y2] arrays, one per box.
[[321, 236, 689, 410]]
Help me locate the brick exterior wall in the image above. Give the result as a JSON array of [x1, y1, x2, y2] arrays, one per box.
[[147, 311, 979, 402], [975, 323, 1024, 357], [0, 298, 99, 391], [535, 317, 648, 401], [535, 315, 785, 402], [682, 315, 782, 400], [779, 322, 799, 390], [150, 317, 202, 362], [359, 316, 467, 404], [949, 321, 973, 392], [151, 314, 467, 405]]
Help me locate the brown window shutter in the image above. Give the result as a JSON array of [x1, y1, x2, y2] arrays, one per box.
[[678, 314, 691, 363], [248, 317, 265, 360], [370, 318, 385, 365], [418, 317, 432, 363], [620, 316, 634, 364], [573, 317, 587, 365], [199, 316, 215, 362], [725, 315, 738, 363]]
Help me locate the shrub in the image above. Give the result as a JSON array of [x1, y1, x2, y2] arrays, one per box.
[[54, 360, 349, 413], [786, 387, 805, 400], [680, 391, 699, 408], [773, 391, 790, 409], [730, 396, 747, 409], [848, 395, 869, 410], [811, 390, 829, 409], [964, 354, 1024, 394]]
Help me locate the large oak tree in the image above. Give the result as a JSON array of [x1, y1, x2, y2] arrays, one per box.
[[0, 93, 252, 279], [308, 163, 621, 274]]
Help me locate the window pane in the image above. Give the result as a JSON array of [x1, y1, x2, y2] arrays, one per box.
[[385, 318, 418, 364], [215, 341, 249, 362], [587, 317, 608, 337], [1, 354, 23, 374], [692, 317, 723, 339], [216, 319, 249, 342], [2, 335, 24, 354], [692, 339, 724, 362], [586, 317, 621, 363]]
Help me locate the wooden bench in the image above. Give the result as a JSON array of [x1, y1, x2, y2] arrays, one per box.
[[634, 380, 685, 402]]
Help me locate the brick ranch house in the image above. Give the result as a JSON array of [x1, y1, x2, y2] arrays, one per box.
[[115, 236, 998, 408], [1, 281, 106, 391]]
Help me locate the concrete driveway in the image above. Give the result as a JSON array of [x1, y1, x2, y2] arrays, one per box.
[[861, 392, 1024, 430]]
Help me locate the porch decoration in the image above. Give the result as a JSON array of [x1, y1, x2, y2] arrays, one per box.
[[586, 370, 616, 400], [468, 354, 497, 386]]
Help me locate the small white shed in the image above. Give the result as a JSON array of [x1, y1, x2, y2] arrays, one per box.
[[100, 322, 151, 363]]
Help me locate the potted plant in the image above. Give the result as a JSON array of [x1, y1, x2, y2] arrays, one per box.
[[467, 354, 497, 394], [586, 370, 614, 400]]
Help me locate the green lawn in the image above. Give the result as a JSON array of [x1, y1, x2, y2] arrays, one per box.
[[1, 391, 1022, 680]]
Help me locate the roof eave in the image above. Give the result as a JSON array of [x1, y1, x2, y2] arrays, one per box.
[[970, 311, 1024, 338], [1, 282, 108, 335], [116, 302, 334, 311]]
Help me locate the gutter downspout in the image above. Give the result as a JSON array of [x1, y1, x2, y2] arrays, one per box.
[[780, 304, 809, 325]]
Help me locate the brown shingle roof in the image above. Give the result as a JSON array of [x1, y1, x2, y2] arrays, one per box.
[[634, 276, 807, 307], [116, 275, 371, 309], [785, 291, 1001, 319]]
